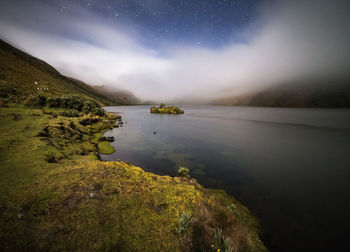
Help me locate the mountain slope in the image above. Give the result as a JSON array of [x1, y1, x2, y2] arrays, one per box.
[[212, 80, 350, 108], [92, 85, 140, 105], [0, 39, 136, 105]]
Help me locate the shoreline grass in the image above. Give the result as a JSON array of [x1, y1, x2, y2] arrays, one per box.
[[0, 104, 266, 251]]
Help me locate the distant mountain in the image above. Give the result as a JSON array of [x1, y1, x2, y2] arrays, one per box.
[[0, 39, 138, 105], [92, 85, 140, 105], [212, 80, 350, 108]]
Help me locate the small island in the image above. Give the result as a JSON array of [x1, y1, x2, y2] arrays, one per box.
[[150, 103, 184, 114]]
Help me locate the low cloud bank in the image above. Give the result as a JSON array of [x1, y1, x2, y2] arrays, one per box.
[[0, 0, 349, 102]]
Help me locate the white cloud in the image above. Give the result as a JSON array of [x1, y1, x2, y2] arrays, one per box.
[[0, 0, 349, 102]]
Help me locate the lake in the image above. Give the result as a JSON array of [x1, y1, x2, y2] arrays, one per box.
[[101, 106, 350, 252]]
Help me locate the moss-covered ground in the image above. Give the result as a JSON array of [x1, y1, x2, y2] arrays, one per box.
[[0, 105, 266, 251]]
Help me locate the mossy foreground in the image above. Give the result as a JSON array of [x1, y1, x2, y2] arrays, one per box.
[[150, 105, 184, 114], [0, 105, 266, 251]]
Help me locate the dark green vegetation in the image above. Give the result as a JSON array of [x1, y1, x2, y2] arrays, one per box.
[[24, 94, 106, 116], [0, 40, 266, 251], [150, 103, 184, 114], [212, 80, 350, 108], [0, 39, 138, 106]]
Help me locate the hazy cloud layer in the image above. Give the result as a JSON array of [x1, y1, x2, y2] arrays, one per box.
[[0, 0, 349, 101]]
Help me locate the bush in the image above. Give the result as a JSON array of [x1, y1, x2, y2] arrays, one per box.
[[60, 109, 80, 117], [61, 96, 85, 111], [47, 95, 105, 115], [47, 97, 62, 107], [178, 166, 190, 178], [91, 107, 105, 116], [25, 95, 47, 107], [82, 100, 98, 113], [175, 211, 193, 235]]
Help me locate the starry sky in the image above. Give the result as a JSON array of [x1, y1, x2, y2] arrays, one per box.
[[0, 0, 349, 101], [52, 0, 262, 49]]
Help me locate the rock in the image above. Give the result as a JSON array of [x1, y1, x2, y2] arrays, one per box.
[[99, 136, 115, 142]]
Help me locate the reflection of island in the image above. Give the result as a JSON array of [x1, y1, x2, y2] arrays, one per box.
[[150, 103, 184, 114]]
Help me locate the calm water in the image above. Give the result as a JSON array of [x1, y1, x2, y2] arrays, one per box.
[[101, 106, 350, 252]]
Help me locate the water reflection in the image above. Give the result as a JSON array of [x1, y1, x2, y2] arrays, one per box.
[[101, 106, 350, 252]]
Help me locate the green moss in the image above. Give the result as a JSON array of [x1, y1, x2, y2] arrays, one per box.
[[98, 141, 115, 154], [0, 105, 266, 251]]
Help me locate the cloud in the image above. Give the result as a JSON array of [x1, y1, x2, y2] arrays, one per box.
[[0, 0, 349, 102]]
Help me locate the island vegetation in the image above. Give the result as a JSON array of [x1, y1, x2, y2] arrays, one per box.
[[0, 40, 266, 251], [150, 103, 184, 114]]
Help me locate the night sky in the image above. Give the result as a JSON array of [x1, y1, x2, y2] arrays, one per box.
[[0, 0, 349, 101], [50, 0, 262, 48]]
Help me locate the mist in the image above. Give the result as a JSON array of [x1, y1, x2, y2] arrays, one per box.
[[0, 0, 349, 102]]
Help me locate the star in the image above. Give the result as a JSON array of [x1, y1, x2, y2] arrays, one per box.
[[44, 0, 262, 49]]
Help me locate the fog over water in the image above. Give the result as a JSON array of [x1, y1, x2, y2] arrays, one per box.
[[0, 0, 349, 101]]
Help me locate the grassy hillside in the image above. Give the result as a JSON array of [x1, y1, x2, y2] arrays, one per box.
[[0, 39, 136, 105], [212, 80, 350, 108], [0, 105, 266, 251]]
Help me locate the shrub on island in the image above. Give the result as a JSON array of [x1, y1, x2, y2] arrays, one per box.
[[150, 104, 184, 114]]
